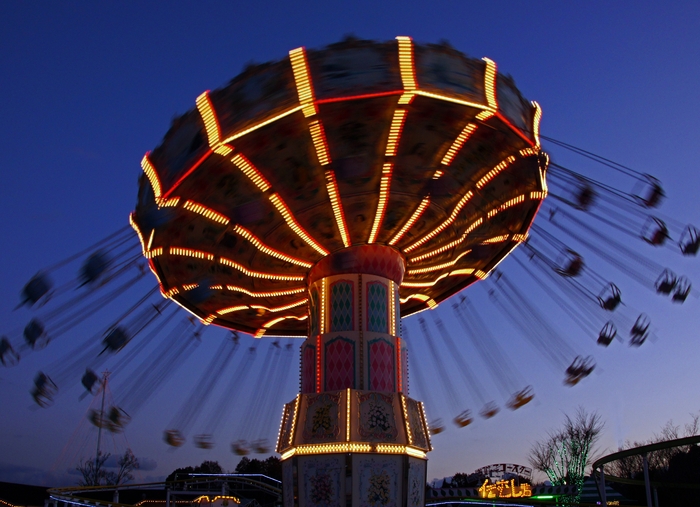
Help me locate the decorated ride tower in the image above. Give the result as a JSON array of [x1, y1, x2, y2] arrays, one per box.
[[132, 36, 546, 507]]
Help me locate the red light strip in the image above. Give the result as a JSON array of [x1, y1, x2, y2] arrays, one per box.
[[255, 314, 308, 338], [219, 257, 306, 281], [162, 148, 214, 199], [316, 90, 403, 105], [389, 196, 430, 245], [232, 225, 313, 267], [495, 111, 536, 146], [368, 163, 394, 243]]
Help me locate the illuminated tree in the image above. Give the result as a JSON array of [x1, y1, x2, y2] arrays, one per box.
[[529, 408, 603, 505]]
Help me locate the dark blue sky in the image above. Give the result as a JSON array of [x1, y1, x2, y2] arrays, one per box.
[[1, 1, 699, 486]]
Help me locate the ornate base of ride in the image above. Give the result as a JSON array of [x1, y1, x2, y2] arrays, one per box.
[[277, 246, 430, 507]]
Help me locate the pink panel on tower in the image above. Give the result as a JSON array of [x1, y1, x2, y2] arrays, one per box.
[[301, 344, 316, 394], [369, 338, 395, 392], [324, 337, 355, 390]]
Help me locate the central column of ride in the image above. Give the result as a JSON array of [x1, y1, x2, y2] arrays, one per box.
[[277, 245, 431, 507]]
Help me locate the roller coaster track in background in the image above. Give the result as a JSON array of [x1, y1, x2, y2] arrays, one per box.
[[592, 434, 700, 507], [48, 475, 282, 507]]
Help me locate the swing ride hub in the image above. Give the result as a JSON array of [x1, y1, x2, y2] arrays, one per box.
[[132, 36, 546, 507]]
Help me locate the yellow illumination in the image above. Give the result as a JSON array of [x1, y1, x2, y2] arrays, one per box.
[[401, 268, 476, 288], [195, 91, 222, 148], [320, 279, 327, 334], [130, 212, 147, 255], [233, 225, 313, 267], [160, 197, 181, 207], [324, 170, 351, 247], [399, 293, 431, 304], [368, 163, 393, 243], [183, 200, 230, 225], [281, 449, 296, 460], [481, 235, 509, 244], [221, 106, 303, 144], [182, 283, 199, 291], [290, 394, 300, 446], [169, 247, 214, 261], [401, 395, 412, 445], [396, 36, 417, 104], [408, 215, 484, 262], [385, 109, 407, 157], [222, 285, 306, 298], [203, 315, 217, 324], [269, 193, 329, 256], [404, 191, 474, 253], [145, 247, 163, 258], [441, 124, 477, 166], [231, 154, 271, 192], [213, 144, 233, 156], [216, 305, 249, 315], [532, 101, 542, 147], [255, 314, 308, 338], [289, 47, 317, 117], [407, 249, 473, 274], [414, 90, 492, 111], [346, 388, 351, 441], [389, 196, 430, 245], [219, 257, 305, 281], [475, 110, 495, 121], [426, 298, 438, 308], [251, 299, 308, 313], [309, 120, 331, 165], [432, 170, 444, 179], [530, 190, 547, 199], [141, 154, 163, 201], [390, 281, 396, 335], [476, 156, 516, 189], [482, 58, 498, 109], [487, 194, 526, 219], [519, 147, 539, 157], [162, 287, 180, 298]]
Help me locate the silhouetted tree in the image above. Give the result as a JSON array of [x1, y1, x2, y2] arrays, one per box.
[[76, 449, 139, 486], [234, 456, 281, 480]]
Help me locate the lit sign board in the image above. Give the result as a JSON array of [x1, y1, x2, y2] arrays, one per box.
[[478, 479, 532, 499], [475, 463, 532, 480]]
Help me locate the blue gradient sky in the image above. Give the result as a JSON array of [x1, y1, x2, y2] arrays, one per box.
[[1, 1, 700, 486]]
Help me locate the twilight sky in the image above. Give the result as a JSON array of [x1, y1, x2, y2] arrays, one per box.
[[1, 1, 700, 487]]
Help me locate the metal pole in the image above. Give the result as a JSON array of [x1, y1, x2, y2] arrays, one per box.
[[643, 453, 652, 507], [95, 371, 109, 480], [599, 465, 607, 506], [653, 486, 659, 507]]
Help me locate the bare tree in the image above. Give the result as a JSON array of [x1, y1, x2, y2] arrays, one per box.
[[76, 451, 111, 486], [529, 407, 603, 505], [75, 449, 139, 486], [108, 449, 139, 485]]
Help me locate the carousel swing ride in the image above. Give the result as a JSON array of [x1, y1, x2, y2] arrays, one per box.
[[2, 36, 698, 507]]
